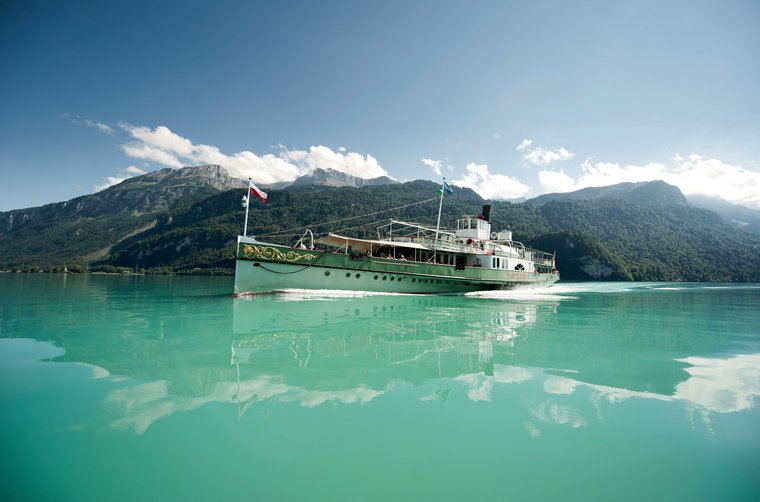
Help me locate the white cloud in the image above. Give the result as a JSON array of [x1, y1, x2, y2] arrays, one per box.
[[106, 374, 385, 434], [670, 155, 760, 208], [544, 376, 580, 395], [455, 365, 534, 402], [537, 170, 577, 193], [453, 163, 531, 200], [516, 138, 533, 151], [121, 143, 184, 168], [87, 119, 113, 135], [674, 353, 760, 413], [421, 158, 442, 176], [530, 401, 586, 428], [537, 154, 760, 208], [64, 113, 114, 135], [554, 352, 760, 416], [285, 145, 388, 180], [193, 144, 301, 184], [94, 176, 130, 192], [523, 147, 575, 166], [117, 124, 390, 185], [125, 165, 146, 175], [94, 165, 148, 192], [123, 124, 195, 156]]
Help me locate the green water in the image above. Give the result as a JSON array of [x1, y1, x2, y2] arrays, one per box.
[[1, 275, 758, 501]]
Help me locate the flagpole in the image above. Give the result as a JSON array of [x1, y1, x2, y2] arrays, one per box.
[[434, 178, 445, 242], [433, 178, 446, 262], [243, 178, 252, 237]]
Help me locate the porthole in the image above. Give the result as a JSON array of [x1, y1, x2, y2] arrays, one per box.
[[356, 273, 361, 278], [346, 272, 351, 278], [412, 278, 416, 282], [398, 277, 403, 282], [324, 271, 330, 276], [390, 277, 395, 281], [374, 275, 379, 280], [382, 276, 387, 280]]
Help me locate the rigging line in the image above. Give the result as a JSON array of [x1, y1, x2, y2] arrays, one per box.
[[262, 217, 388, 243], [256, 197, 438, 237], [328, 217, 388, 235]]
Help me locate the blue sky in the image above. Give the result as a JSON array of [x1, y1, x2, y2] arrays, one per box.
[[1, 0, 759, 211]]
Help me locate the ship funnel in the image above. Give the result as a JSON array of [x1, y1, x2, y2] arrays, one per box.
[[481, 204, 491, 222]]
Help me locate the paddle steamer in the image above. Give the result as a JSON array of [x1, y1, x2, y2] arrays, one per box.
[[234, 181, 558, 295]]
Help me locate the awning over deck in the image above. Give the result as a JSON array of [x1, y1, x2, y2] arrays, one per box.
[[317, 233, 429, 253]]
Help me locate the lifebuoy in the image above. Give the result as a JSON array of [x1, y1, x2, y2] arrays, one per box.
[[490, 232, 497, 239]]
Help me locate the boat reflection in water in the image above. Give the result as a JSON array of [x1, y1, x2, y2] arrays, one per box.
[[229, 293, 553, 416], [102, 288, 760, 437]]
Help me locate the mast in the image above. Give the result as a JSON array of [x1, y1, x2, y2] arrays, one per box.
[[434, 178, 445, 242], [433, 178, 447, 262], [242, 178, 251, 237]]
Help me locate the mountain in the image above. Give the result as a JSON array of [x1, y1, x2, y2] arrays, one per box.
[[288, 168, 398, 188], [0, 165, 244, 269], [686, 194, 760, 234], [525, 197, 750, 281], [529, 231, 634, 281], [104, 181, 483, 274], [102, 180, 759, 281], [527, 180, 688, 207], [2, 176, 760, 282], [1, 165, 243, 233]]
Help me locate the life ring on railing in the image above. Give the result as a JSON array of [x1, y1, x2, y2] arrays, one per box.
[[490, 232, 497, 239], [466, 238, 473, 245]]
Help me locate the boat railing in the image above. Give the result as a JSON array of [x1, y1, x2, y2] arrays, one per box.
[[382, 233, 550, 262], [294, 229, 315, 250], [381, 220, 456, 242]]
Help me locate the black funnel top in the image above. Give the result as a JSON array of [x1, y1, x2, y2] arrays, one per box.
[[481, 204, 491, 222]]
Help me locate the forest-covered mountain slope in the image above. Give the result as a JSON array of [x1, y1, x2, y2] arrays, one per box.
[[0, 165, 243, 269], [2, 168, 759, 282], [107, 180, 760, 281]]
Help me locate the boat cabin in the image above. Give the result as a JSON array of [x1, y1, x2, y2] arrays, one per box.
[[455, 216, 491, 241]]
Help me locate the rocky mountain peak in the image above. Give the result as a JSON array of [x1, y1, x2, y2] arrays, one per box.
[[289, 168, 398, 188], [527, 180, 688, 207]]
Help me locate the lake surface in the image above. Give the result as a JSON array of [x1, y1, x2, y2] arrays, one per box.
[[1, 274, 758, 501]]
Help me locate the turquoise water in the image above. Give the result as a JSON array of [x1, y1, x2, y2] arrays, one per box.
[[1, 275, 759, 501]]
